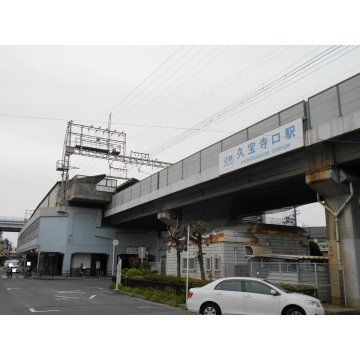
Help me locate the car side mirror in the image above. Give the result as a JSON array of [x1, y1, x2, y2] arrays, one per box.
[[270, 289, 279, 296]]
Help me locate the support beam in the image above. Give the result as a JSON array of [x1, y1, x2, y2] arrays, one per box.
[[157, 211, 179, 227], [306, 167, 360, 307]]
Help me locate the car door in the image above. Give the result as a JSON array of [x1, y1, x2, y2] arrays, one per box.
[[213, 279, 244, 314], [242, 280, 281, 315]]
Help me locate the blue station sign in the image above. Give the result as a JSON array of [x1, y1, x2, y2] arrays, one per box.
[[219, 118, 304, 175]]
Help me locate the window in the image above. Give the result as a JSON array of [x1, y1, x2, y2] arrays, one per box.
[[206, 258, 212, 271], [243, 280, 273, 295], [215, 280, 242, 292], [213, 257, 220, 271], [205, 257, 220, 271], [182, 258, 195, 270]]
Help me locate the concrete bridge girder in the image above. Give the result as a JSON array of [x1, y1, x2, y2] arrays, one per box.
[[157, 197, 235, 230]]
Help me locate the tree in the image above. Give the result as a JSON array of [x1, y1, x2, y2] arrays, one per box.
[[309, 240, 323, 256], [189, 220, 212, 280], [0, 238, 11, 256], [166, 219, 186, 278]]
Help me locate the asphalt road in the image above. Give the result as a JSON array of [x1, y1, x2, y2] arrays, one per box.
[[0, 270, 190, 315]]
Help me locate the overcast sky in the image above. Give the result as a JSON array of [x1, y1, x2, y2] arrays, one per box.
[[1, 44, 360, 245]]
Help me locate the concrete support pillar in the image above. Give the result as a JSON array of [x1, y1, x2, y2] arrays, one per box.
[[306, 167, 360, 307], [62, 251, 73, 274]]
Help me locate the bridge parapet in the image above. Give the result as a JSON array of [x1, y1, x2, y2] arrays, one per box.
[[106, 73, 360, 219], [0, 217, 26, 232], [64, 174, 117, 206]]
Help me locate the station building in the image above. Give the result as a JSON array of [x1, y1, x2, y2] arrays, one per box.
[[16, 174, 165, 276]]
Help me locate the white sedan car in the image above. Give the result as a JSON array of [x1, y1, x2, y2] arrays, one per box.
[[187, 277, 324, 315]]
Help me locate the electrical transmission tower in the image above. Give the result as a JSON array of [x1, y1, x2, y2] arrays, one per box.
[[56, 120, 172, 206]]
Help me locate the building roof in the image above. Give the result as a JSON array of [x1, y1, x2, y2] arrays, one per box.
[[248, 253, 328, 262]]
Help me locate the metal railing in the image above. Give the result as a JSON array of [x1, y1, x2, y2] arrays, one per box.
[[223, 261, 332, 302], [36, 268, 112, 279]]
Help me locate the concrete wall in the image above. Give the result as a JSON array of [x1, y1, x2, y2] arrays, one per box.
[[38, 212, 68, 254]]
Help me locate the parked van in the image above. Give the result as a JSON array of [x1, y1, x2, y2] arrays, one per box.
[[4, 259, 21, 272]]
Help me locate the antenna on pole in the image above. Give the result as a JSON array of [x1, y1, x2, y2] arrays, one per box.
[[107, 113, 112, 152], [108, 113, 112, 131]]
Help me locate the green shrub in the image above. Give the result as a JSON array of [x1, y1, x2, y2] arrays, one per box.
[[126, 268, 143, 277], [114, 284, 186, 307], [133, 287, 144, 296], [142, 273, 208, 286], [309, 241, 323, 256], [139, 261, 151, 271], [277, 283, 317, 297]]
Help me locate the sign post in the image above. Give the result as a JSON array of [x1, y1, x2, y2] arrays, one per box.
[[116, 259, 122, 290], [112, 239, 119, 277], [185, 225, 190, 302]]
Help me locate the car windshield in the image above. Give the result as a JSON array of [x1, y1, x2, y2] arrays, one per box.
[[5, 260, 19, 266], [263, 280, 289, 293]]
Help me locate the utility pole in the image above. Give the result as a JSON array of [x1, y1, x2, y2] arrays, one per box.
[[107, 113, 112, 151]]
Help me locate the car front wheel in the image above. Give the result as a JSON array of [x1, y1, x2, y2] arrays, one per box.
[[284, 306, 305, 315], [200, 302, 221, 315]]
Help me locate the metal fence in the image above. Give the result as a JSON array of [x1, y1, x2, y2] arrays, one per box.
[[222, 261, 332, 302], [36, 268, 113, 279]]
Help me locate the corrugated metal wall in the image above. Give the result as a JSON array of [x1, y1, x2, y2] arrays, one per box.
[[309, 73, 360, 127]]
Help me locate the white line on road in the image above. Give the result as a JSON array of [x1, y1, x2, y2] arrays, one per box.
[[29, 308, 60, 313], [54, 295, 80, 300], [7, 288, 23, 290], [89, 295, 96, 299], [53, 290, 86, 294]]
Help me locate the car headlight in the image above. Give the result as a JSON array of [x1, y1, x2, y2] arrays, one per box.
[[305, 300, 321, 307]]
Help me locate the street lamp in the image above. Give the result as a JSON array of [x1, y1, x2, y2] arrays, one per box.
[[112, 239, 119, 277], [185, 225, 190, 302]]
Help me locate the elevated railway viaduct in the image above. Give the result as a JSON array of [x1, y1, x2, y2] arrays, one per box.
[[105, 73, 360, 307]]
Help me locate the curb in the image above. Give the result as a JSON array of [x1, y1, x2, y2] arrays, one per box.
[[324, 306, 360, 315]]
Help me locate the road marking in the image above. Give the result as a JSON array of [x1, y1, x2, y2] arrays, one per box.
[[7, 288, 23, 291], [54, 295, 80, 300], [89, 295, 96, 299], [29, 308, 60, 313], [53, 290, 86, 294]]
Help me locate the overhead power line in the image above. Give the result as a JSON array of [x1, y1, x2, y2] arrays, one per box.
[[121, 46, 228, 125], [110, 46, 198, 119], [96, 46, 185, 120], [146, 46, 359, 155], [0, 114, 234, 133]]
